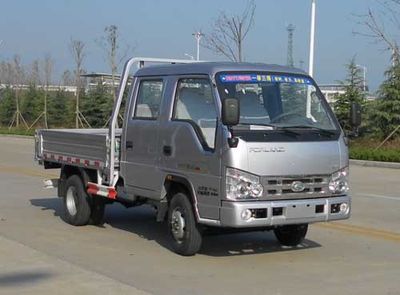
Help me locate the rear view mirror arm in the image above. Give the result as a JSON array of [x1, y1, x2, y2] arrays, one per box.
[[227, 126, 239, 148]]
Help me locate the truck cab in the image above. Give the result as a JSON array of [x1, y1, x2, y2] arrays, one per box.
[[120, 62, 350, 253], [36, 59, 351, 256]]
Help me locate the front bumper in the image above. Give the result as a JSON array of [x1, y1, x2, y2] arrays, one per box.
[[219, 195, 350, 228]]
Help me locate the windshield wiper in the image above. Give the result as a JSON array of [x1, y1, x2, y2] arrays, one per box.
[[234, 123, 300, 136], [279, 125, 337, 135], [237, 123, 275, 128]]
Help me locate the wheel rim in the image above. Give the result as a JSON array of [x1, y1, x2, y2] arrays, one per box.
[[66, 187, 78, 216], [171, 208, 186, 243]]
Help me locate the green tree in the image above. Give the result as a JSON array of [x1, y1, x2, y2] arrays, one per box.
[[21, 85, 44, 125], [362, 99, 380, 136], [333, 58, 365, 132], [81, 84, 113, 127], [48, 90, 69, 127], [0, 87, 16, 125], [372, 52, 400, 138]]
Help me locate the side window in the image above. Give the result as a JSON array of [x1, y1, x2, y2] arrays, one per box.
[[133, 80, 164, 119], [174, 78, 217, 149]]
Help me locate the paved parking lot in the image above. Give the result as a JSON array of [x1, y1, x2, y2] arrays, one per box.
[[0, 136, 399, 295]]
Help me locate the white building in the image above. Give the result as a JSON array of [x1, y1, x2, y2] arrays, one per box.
[[319, 84, 374, 104]]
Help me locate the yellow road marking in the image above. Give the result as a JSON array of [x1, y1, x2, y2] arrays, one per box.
[[315, 222, 400, 243], [0, 165, 58, 179]]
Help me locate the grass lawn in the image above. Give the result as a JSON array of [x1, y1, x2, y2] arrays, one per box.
[[0, 127, 36, 136], [350, 138, 400, 162]]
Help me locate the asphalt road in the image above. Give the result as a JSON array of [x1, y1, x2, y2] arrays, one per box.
[[0, 136, 399, 295]]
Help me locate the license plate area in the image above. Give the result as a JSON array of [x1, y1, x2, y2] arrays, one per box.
[[285, 203, 315, 219]]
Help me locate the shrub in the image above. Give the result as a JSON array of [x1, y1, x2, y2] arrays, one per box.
[[350, 146, 400, 162]]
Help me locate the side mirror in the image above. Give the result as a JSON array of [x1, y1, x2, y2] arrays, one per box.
[[222, 98, 240, 126], [350, 102, 362, 128]]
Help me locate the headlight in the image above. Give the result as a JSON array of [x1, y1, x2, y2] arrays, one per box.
[[329, 167, 349, 194], [226, 168, 264, 200]]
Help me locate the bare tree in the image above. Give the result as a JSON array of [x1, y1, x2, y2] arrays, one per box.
[[42, 54, 53, 129], [70, 39, 90, 128], [12, 55, 25, 85], [0, 62, 5, 84], [29, 54, 53, 129], [29, 59, 41, 85], [97, 25, 131, 100], [355, 0, 400, 60], [203, 0, 256, 62], [44, 54, 53, 85], [0, 61, 12, 85], [4, 61, 14, 85], [9, 55, 28, 129], [60, 70, 74, 86], [0, 60, 17, 86]]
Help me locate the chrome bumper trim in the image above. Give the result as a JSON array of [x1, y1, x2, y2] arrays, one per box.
[[218, 196, 350, 228]]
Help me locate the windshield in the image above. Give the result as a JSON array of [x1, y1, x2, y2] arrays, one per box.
[[216, 72, 339, 131]]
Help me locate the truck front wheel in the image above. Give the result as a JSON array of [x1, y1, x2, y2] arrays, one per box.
[[63, 175, 91, 226], [168, 193, 202, 256], [274, 224, 308, 246]]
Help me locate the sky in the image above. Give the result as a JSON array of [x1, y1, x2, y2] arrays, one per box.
[[0, 0, 395, 91]]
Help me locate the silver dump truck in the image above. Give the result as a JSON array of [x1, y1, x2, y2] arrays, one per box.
[[35, 57, 356, 256]]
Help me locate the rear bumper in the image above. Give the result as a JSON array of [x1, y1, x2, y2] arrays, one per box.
[[219, 195, 350, 228]]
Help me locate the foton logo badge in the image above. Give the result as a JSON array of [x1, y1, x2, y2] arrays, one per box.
[[291, 181, 305, 192], [249, 147, 286, 153]]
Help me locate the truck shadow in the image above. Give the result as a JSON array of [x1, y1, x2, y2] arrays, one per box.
[[0, 271, 53, 287], [30, 198, 321, 257], [200, 234, 320, 257]]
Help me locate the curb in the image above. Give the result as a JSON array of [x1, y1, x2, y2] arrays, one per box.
[[350, 159, 400, 169]]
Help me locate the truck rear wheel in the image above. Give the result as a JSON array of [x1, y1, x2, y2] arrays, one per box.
[[168, 193, 202, 256], [63, 175, 106, 226], [89, 198, 106, 226], [274, 224, 308, 246]]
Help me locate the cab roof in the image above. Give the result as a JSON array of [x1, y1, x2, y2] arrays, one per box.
[[134, 62, 308, 78]]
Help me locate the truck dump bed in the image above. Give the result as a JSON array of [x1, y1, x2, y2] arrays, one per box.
[[35, 128, 121, 170]]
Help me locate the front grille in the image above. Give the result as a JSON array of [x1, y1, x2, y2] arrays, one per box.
[[262, 175, 331, 200]]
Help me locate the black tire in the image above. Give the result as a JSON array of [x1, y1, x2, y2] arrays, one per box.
[[89, 198, 106, 225], [168, 193, 202, 256], [274, 224, 308, 246], [63, 175, 92, 226]]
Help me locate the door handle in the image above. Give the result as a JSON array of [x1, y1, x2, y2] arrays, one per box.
[[126, 141, 133, 150], [163, 145, 172, 156]]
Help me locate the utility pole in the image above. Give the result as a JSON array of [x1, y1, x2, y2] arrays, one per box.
[[192, 32, 204, 61], [308, 0, 316, 77], [286, 24, 295, 67]]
